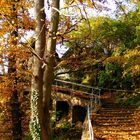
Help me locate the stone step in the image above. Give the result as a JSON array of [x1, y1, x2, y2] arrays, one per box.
[[96, 127, 140, 131], [97, 112, 134, 117], [101, 108, 135, 111], [94, 117, 138, 121], [93, 95, 140, 140], [94, 127, 140, 132], [98, 109, 134, 113], [92, 114, 134, 118], [93, 119, 134, 124], [93, 124, 140, 129], [102, 107, 137, 111], [102, 104, 121, 106], [101, 103, 136, 108], [94, 133, 140, 140], [94, 134, 140, 140], [99, 108, 135, 112], [95, 119, 140, 122], [96, 123, 140, 127], [93, 123, 140, 127], [93, 116, 135, 120], [93, 119, 134, 122], [94, 132, 140, 137], [94, 131, 140, 136], [93, 120, 140, 124]]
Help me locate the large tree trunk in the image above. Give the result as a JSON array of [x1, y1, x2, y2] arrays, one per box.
[[43, 1, 60, 140], [30, 0, 60, 139], [30, 0, 47, 139]]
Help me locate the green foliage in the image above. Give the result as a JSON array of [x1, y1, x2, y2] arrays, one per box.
[[59, 121, 70, 130], [61, 3, 140, 91], [98, 62, 122, 88], [97, 71, 110, 87], [135, 25, 140, 43], [116, 92, 140, 107], [30, 89, 41, 140], [121, 73, 134, 89]]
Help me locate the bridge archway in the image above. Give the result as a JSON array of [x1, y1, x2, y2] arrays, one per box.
[[56, 101, 69, 121], [72, 105, 87, 125]]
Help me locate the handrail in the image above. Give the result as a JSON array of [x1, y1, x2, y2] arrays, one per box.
[[87, 105, 94, 140], [54, 79, 101, 97], [54, 79, 99, 90], [53, 79, 101, 108], [54, 79, 139, 93], [52, 85, 95, 97]]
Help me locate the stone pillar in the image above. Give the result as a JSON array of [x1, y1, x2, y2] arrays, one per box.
[[68, 105, 73, 125], [52, 99, 57, 112], [81, 116, 90, 140], [51, 99, 57, 124]]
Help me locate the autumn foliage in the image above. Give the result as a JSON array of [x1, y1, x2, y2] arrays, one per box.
[[0, 0, 34, 138]]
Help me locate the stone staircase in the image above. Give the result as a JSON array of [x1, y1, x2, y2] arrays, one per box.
[[92, 94, 140, 140]]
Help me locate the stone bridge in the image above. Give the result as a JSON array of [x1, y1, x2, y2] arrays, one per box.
[[51, 79, 101, 125]]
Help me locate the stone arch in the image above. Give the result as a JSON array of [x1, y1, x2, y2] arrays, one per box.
[[23, 90, 29, 95], [72, 105, 87, 125], [56, 101, 69, 121]]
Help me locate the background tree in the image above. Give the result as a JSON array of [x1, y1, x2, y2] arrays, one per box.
[[0, 0, 34, 139], [57, 1, 140, 90]]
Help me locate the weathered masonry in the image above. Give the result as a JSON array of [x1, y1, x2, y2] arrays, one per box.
[[51, 79, 101, 125]]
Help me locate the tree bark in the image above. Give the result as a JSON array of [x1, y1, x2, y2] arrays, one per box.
[[30, 0, 47, 139], [30, 0, 60, 139], [43, 0, 60, 140]]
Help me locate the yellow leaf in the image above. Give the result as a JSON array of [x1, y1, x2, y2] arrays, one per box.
[[86, 0, 94, 8]]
